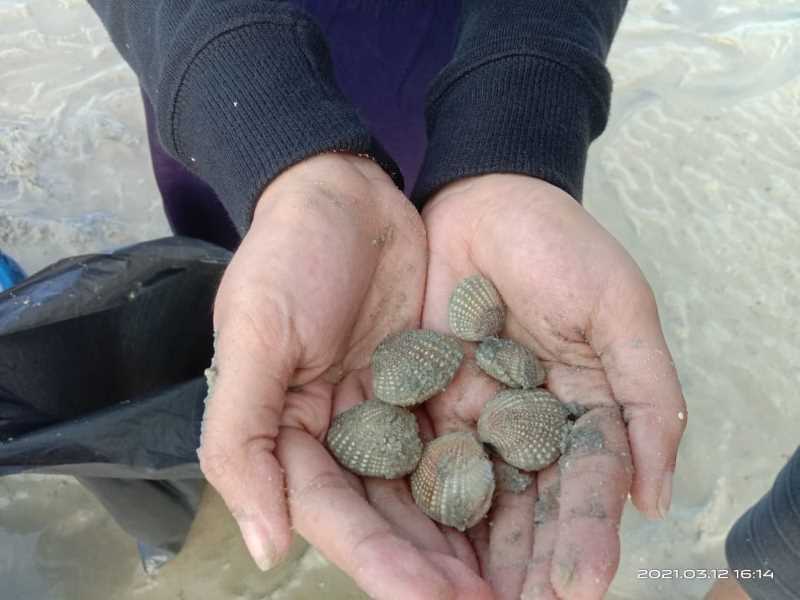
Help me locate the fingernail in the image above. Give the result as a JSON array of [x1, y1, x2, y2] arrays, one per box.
[[657, 471, 673, 519], [238, 519, 277, 571]]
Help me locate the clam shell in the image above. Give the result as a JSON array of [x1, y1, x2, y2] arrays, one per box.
[[476, 337, 545, 388], [326, 400, 422, 479], [477, 389, 569, 471], [448, 275, 506, 341], [410, 432, 495, 531], [372, 330, 464, 406]]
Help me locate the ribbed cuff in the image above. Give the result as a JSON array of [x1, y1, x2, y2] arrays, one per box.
[[159, 8, 402, 235], [411, 34, 612, 209]]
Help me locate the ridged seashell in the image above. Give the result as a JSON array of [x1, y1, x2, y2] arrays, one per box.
[[372, 330, 464, 406], [476, 337, 545, 388], [494, 461, 533, 495], [410, 432, 495, 531], [477, 389, 569, 471], [448, 275, 506, 341], [326, 400, 422, 479]]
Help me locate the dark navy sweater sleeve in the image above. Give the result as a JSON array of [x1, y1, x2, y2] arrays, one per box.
[[411, 0, 628, 208], [87, 0, 402, 236]]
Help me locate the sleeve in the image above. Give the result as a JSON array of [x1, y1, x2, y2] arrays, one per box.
[[725, 446, 800, 600], [88, 0, 403, 236], [411, 0, 628, 208]]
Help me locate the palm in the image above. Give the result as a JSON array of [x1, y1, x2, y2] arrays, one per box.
[[422, 174, 686, 599]]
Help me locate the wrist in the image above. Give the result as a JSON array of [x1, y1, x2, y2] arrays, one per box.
[[423, 174, 571, 217], [253, 152, 397, 223]]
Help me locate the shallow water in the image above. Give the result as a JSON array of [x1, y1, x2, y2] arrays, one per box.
[[1, 1, 798, 599]]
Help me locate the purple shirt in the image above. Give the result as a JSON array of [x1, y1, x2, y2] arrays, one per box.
[[293, 0, 459, 191]]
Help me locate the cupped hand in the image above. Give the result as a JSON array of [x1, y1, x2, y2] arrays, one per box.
[[421, 174, 687, 600], [198, 154, 492, 599]]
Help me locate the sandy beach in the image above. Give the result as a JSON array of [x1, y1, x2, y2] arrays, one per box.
[[1, 0, 799, 598]]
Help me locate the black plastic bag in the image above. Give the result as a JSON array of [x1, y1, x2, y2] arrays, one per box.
[[0, 236, 231, 566]]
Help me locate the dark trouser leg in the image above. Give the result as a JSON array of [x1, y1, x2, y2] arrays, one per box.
[[725, 446, 800, 599]]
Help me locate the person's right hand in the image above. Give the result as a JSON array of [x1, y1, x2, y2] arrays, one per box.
[[420, 174, 687, 599], [197, 153, 493, 600]]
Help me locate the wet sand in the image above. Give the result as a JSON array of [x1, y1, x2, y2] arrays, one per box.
[[2, 1, 799, 598]]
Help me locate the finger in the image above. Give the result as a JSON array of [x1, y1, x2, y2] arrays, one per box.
[[198, 313, 299, 571], [364, 478, 454, 556], [467, 520, 491, 572], [426, 552, 495, 600], [441, 527, 481, 574], [278, 427, 491, 600], [592, 285, 687, 519], [521, 466, 560, 600], [551, 406, 633, 600], [485, 464, 537, 600]]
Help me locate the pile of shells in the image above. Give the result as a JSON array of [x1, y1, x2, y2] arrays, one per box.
[[326, 274, 572, 531]]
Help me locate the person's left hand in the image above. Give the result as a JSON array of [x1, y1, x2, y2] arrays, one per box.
[[420, 174, 687, 599]]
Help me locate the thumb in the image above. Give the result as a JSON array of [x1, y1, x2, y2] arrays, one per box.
[[198, 302, 297, 571]]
